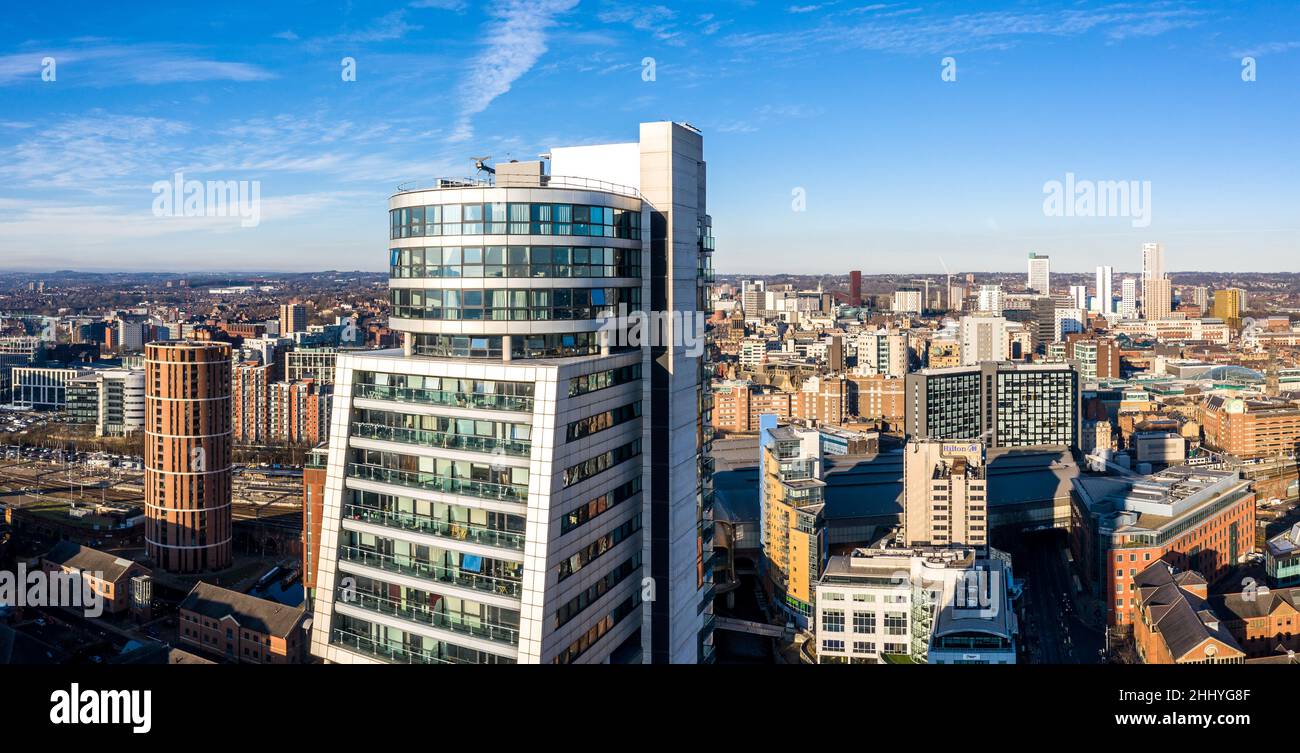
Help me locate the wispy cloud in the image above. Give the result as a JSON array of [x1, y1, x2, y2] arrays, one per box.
[[450, 0, 580, 143], [0, 44, 274, 87], [722, 4, 1210, 56], [1231, 40, 1300, 57]]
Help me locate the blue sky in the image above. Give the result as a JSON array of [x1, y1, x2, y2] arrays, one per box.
[[1, 0, 1297, 274]]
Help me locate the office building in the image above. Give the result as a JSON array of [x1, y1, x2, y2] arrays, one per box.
[[904, 362, 1080, 449], [178, 582, 308, 663], [814, 545, 1016, 664], [902, 439, 987, 547], [9, 366, 91, 410], [848, 270, 861, 306], [67, 368, 146, 436], [1027, 252, 1050, 294], [1071, 466, 1254, 627], [1200, 395, 1300, 460], [144, 341, 233, 573], [1265, 524, 1300, 588], [1213, 289, 1243, 331], [309, 122, 713, 665], [1132, 561, 1245, 664]]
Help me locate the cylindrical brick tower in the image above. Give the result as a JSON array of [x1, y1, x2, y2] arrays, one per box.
[[144, 340, 233, 572]]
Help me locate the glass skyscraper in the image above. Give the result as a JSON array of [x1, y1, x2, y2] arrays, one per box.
[[308, 122, 715, 664]]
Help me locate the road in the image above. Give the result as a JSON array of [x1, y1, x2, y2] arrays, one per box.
[[1015, 532, 1105, 664]]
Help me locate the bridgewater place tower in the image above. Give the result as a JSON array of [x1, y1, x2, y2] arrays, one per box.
[[309, 122, 716, 664]]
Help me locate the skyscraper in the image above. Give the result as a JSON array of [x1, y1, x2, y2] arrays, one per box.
[[1094, 265, 1113, 314], [1069, 284, 1088, 311], [848, 270, 861, 306], [1027, 252, 1050, 293], [144, 341, 233, 573], [308, 122, 714, 665], [1141, 242, 1172, 320]]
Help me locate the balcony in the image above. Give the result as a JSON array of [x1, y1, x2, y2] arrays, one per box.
[[340, 586, 520, 646], [338, 544, 522, 598], [353, 383, 533, 413], [331, 628, 454, 664], [347, 463, 528, 503], [342, 503, 525, 551], [351, 422, 530, 457]]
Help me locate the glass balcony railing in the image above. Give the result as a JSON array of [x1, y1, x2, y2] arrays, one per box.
[[342, 503, 525, 551], [347, 463, 529, 502], [351, 422, 531, 457], [339, 544, 522, 598], [331, 628, 454, 664], [353, 383, 534, 412], [339, 587, 520, 646]]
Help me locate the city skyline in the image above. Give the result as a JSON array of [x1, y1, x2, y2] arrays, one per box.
[[2, 0, 1298, 273]]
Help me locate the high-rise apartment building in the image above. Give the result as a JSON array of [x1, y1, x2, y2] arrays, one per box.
[[1094, 265, 1114, 314], [904, 361, 1080, 449], [1119, 277, 1138, 319], [976, 284, 1004, 315], [232, 360, 273, 443], [853, 328, 907, 377], [1141, 242, 1172, 320], [144, 341, 233, 573], [902, 439, 988, 548], [1069, 285, 1088, 312], [959, 314, 1010, 365], [309, 122, 714, 665], [280, 302, 309, 335], [759, 417, 825, 627], [1027, 252, 1050, 293], [848, 270, 861, 306]]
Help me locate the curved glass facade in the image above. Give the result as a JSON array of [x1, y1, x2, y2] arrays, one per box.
[[390, 246, 639, 280], [390, 202, 640, 240], [407, 332, 607, 359], [389, 285, 640, 322]]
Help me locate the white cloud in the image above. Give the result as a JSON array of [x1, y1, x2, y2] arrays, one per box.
[[450, 0, 580, 143]]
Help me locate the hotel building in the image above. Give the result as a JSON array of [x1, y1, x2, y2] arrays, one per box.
[[308, 122, 714, 665], [904, 361, 1080, 449], [903, 440, 988, 548]]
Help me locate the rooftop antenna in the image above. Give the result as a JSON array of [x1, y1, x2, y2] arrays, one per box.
[[472, 156, 495, 176]]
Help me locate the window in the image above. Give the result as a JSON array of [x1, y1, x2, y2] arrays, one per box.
[[884, 612, 907, 636], [822, 610, 845, 633], [852, 612, 875, 633]]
